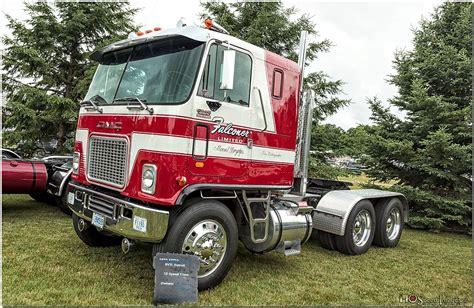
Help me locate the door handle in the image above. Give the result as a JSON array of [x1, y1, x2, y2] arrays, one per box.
[[10, 161, 18, 167], [247, 138, 253, 149], [253, 87, 267, 132]]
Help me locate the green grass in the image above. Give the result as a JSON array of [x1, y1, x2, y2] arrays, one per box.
[[2, 194, 472, 306]]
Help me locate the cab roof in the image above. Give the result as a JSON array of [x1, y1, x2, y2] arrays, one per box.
[[90, 25, 299, 72]]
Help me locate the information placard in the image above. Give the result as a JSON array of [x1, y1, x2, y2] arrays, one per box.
[[152, 253, 200, 305]]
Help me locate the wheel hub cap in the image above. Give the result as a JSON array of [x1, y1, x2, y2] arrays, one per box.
[[182, 219, 227, 278], [352, 210, 372, 247], [386, 208, 401, 241]]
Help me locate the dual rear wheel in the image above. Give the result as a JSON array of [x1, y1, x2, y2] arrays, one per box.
[[317, 198, 403, 255]]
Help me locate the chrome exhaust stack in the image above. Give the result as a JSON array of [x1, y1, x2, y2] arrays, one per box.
[[121, 238, 135, 254]]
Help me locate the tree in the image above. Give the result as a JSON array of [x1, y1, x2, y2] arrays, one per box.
[[364, 3, 472, 232], [201, 1, 350, 179], [342, 125, 372, 158], [2, 2, 137, 156]]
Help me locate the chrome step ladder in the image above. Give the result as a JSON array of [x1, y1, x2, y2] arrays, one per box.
[[242, 190, 271, 244]]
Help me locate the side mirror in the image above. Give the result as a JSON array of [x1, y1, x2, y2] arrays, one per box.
[[220, 50, 235, 90]]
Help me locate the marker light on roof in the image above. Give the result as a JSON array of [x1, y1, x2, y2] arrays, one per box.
[[154, 27, 162, 31], [202, 18, 229, 35], [136, 31, 144, 36], [204, 18, 213, 29]]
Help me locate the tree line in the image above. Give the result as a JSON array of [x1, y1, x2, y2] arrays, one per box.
[[2, 2, 471, 233]]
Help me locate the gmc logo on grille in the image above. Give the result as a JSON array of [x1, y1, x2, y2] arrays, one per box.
[[96, 121, 122, 130]]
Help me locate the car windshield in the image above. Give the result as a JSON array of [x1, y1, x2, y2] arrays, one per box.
[[84, 36, 205, 105]]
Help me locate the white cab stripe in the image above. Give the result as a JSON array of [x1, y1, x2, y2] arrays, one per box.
[[129, 133, 295, 176]]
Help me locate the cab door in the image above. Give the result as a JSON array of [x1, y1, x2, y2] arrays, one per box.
[[187, 43, 254, 178]]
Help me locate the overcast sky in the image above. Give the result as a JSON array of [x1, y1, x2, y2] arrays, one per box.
[[1, 0, 443, 129]]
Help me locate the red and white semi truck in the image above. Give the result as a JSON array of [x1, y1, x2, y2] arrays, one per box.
[[66, 19, 408, 290]]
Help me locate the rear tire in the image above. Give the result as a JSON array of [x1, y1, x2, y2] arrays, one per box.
[[335, 200, 375, 255], [317, 230, 337, 251], [152, 200, 238, 290], [373, 198, 404, 247], [72, 213, 121, 247]]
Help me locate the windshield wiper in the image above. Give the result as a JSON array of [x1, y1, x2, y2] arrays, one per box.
[[225, 95, 247, 106], [80, 95, 104, 113], [114, 96, 154, 114]]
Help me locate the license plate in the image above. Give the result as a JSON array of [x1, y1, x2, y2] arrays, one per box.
[[91, 212, 105, 228], [133, 215, 147, 233], [67, 192, 75, 205]]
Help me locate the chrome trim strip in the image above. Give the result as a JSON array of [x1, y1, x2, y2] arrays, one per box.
[[176, 183, 292, 205]]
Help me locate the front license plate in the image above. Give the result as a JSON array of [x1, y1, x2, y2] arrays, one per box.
[[133, 216, 147, 233], [67, 192, 75, 205], [91, 212, 105, 228]]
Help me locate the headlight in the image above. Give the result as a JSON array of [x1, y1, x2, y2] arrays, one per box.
[[73, 152, 80, 173], [141, 164, 157, 194]]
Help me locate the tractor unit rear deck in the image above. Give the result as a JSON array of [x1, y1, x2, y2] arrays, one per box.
[[66, 19, 408, 290]]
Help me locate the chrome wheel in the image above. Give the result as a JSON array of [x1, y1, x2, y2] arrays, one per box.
[[386, 208, 401, 241], [352, 210, 372, 247], [182, 219, 227, 278]]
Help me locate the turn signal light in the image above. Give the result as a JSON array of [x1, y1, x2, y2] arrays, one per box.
[[176, 176, 187, 187], [195, 162, 204, 168]]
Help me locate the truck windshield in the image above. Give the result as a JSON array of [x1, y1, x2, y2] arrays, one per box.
[[84, 36, 205, 105]]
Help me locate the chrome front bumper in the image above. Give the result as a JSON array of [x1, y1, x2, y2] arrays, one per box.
[[67, 182, 169, 243]]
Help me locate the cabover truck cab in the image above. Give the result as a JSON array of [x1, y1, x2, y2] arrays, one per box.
[[67, 19, 408, 290]]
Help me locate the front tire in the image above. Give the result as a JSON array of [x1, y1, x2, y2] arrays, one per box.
[[72, 213, 121, 247], [373, 198, 404, 247], [152, 200, 238, 290], [335, 200, 375, 255]]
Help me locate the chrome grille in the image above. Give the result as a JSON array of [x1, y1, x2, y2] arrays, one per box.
[[88, 136, 128, 188], [87, 194, 115, 218]]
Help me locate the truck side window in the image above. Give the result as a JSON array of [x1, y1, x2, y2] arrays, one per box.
[[272, 69, 283, 99], [198, 44, 217, 98], [198, 44, 252, 107]]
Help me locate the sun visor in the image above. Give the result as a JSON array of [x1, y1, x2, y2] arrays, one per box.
[[90, 26, 210, 63]]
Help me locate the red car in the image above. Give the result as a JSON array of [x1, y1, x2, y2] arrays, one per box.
[[2, 149, 72, 205], [2, 150, 48, 194]]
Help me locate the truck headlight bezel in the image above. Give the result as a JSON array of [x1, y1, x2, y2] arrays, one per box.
[[73, 152, 80, 174], [141, 164, 157, 194]]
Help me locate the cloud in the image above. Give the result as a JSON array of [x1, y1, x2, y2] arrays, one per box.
[[291, 1, 442, 130]]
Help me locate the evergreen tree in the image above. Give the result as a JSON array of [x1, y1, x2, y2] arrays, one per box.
[[364, 3, 472, 232], [201, 1, 350, 179], [2, 2, 137, 156]]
